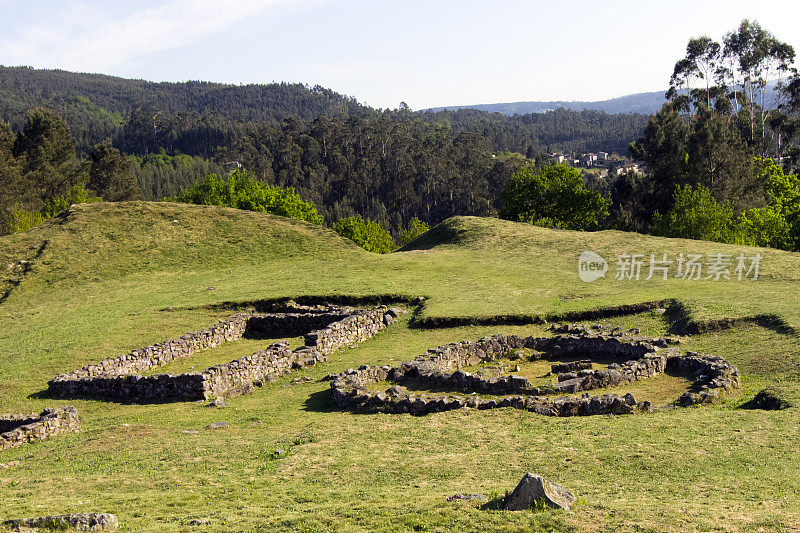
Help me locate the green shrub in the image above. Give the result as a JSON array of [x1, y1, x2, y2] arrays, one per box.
[[1, 184, 101, 235], [499, 164, 610, 230], [651, 184, 735, 242], [333, 215, 395, 253], [734, 207, 793, 249], [398, 217, 430, 247], [1, 204, 47, 234], [168, 171, 323, 225], [42, 184, 102, 218]]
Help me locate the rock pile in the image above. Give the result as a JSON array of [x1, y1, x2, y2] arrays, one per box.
[[748, 387, 793, 410], [0, 406, 79, 451], [671, 351, 741, 406]]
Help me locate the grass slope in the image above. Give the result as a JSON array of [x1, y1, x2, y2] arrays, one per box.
[[1, 203, 799, 532]]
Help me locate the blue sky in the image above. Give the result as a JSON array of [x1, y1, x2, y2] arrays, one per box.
[[1, 0, 799, 110]]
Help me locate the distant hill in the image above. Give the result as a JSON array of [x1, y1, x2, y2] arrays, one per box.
[[425, 91, 668, 115], [427, 81, 784, 116], [0, 66, 367, 148]]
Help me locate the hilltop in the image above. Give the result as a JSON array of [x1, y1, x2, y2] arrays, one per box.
[[1, 204, 799, 531], [0, 66, 364, 127], [426, 90, 668, 115], [425, 81, 783, 116]]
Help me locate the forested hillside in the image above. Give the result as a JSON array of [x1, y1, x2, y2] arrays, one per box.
[[0, 66, 647, 156], [0, 66, 366, 149], [0, 66, 648, 234]]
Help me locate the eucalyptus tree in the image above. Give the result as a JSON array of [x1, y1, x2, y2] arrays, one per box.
[[722, 19, 796, 150], [668, 36, 721, 112]]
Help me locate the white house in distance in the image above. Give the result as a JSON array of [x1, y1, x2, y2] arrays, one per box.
[[614, 162, 640, 175], [581, 153, 598, 167], [225, 161, 243, 173], [549, 152, 566, 164]]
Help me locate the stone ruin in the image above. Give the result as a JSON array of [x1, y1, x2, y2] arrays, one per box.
[[48, 304, 404, 402], [0, 406, 79, 451], [330, 323, 740, 417], [3, 513, 117, 531]]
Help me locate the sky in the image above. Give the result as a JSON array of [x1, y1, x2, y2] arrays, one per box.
[[1, 0, 799, 110]]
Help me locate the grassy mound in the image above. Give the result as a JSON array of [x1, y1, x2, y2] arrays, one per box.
[[1, 203, 799, 531], [1, 201, 365, 299]]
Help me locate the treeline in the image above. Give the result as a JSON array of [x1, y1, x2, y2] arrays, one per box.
[[0, 66, 365, 147], [0, 66, 646, 158], [213, 117, 534, 233], [580, 20, 800, 250], [423, 107, 647, 154], [0, 66, 648, 235], [0, 108, 140, 234]]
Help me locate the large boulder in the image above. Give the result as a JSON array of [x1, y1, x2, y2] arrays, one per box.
[[504, 473, 577, 511]]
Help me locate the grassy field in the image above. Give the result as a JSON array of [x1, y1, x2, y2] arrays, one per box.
[[1, 202, 799, 532]]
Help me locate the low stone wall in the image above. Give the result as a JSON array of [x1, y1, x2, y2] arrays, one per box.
[[330, 327, 739, 417], [670, 351, 740, 405], [53, 313, 253, 381], [3, 513, 117, 531], [0, 406, 79, 451], [48, 306, 403, 402], [305, 308, 400, 354], [204, 342, 296, 398], [332, 364, 647, 417], [383, 333, 671, 397]]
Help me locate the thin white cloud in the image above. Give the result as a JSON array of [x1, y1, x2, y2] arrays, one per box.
[[0, 0, 312, 72]]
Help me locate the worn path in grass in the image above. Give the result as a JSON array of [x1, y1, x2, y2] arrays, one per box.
[[1, 202, 799, 532]]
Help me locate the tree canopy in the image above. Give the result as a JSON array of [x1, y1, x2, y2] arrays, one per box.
[[499, 164, 610, 230]]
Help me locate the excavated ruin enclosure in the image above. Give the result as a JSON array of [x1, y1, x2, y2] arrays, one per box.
[[0, 406, 79, 451], [331, 323, 740, 417], [48, 304, 404, 402]]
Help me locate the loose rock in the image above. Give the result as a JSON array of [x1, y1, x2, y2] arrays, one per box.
[[504, 473, 576, 511], [209, 397, 228, 408]]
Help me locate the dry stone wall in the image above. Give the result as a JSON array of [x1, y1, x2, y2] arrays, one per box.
[[670, 351, 740, 405], [331, 326, 740, 417], [48, 306, 403, 402], [3, 513, 118, 531], [0, 406, 79, 451]]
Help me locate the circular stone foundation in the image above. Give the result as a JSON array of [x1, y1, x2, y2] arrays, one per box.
[[329, 324, 740, 417]]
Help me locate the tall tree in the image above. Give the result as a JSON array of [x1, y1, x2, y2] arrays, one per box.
[[668, 36, 721, 112], [12, 108, 85, 206], [0, 121, 23, 215], [722, 20, 796, 152], [88, 142, 141, 201]]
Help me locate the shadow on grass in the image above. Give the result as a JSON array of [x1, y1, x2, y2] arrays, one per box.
[[664, 300, 797, 336], [479, 493, 506, 511], [168, 294, 420, 313], [27, 388, 204, 406], [302, 388, 336, 413]]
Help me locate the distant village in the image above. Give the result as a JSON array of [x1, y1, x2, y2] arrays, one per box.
[[548, 151, 642, 178]]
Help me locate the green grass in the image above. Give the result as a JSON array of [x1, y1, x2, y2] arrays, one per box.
[[1, 202, 799, 532]]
